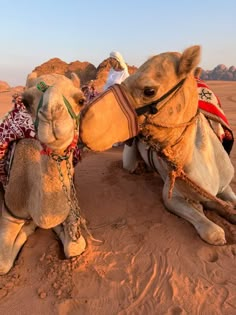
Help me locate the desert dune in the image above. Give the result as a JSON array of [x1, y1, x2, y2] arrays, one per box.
[[0, 81, 236, 315]]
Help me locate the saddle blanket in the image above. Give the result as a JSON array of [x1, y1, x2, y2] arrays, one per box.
[[196, 78, 234, 154]]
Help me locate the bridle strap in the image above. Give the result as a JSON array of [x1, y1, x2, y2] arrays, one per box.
[[135, 78, 185, 116], [63, 96, 80, 128], [34, 95, 43, 131]]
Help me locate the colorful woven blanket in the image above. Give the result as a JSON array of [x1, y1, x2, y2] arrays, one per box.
[[0, 94, 36, 185], [196, 78, 234, 154]]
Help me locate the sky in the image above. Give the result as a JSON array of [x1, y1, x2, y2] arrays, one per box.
[[0, 0, 235, 86]]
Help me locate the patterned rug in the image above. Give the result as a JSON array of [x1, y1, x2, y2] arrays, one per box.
[[197, 78, 234, 154]]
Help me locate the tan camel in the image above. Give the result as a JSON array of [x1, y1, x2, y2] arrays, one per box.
[[80, 45, 236, 245], [0, 72, 87, 275]]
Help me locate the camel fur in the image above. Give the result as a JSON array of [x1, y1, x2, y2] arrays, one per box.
[[80, 45, 236, 246], [0, 72, 86, 275]]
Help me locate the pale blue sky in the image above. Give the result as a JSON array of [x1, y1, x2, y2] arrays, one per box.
[[0, 0, 235, 86]]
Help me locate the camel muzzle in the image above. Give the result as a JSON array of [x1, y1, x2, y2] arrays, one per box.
[[79, 84, 140, 151]]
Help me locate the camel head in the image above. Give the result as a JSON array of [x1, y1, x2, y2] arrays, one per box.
[[79, 45, 201, 151], [22, 72, 85, 151]]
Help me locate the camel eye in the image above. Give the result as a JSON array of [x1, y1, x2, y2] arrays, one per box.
[[144, 87, 156, 97], [78, 99, 85, 106], [74, 93, 85, 106]]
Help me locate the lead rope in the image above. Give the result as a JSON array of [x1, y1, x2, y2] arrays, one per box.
[[51, 152, 103, 244], [145, 138, 236, 223]]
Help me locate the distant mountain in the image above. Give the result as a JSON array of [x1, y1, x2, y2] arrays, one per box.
[[0, 80, 10, 92], [1, 58, 236, 90], [200, 64, 236, 81], [32, 59, 236, 88]]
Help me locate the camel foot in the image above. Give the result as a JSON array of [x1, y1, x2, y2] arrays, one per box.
[[198, 222, 226, 245], [53, 224, 86, 258]]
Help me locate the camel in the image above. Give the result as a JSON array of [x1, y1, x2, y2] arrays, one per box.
[[80, 45, 236, 245], [0, 72, 87, 275]]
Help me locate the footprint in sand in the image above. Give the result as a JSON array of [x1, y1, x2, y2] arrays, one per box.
[[196, 247, 219, 263]]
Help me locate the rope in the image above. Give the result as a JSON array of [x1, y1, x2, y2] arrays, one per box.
[[145, 138, 236, 222], [145, 110, 199, 129]]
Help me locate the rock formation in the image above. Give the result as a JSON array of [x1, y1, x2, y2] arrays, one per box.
[[32, 57, 138, 92], [1, 58, 236, 91], [0, 81, 10, 92]]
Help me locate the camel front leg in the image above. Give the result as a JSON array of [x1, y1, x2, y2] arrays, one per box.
[[0, 205, 36, 275], [122, 139, 139, 173], [163, 181, 226, 245]]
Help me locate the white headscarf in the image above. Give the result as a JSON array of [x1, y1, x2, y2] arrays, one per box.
[[103, 51, 130, 91], [109, 51, 128, 70]]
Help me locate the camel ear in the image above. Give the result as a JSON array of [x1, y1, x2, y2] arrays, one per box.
[[71, 72, 81, 88], [178, 45, 201, 76], [26, 71, 37, 88]]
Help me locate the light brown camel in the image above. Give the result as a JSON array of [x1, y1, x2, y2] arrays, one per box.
[[80, 45, 236, 245], [0, 72, 87, 275]]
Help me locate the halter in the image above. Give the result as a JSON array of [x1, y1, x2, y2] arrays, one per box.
[[35, 81, 80, 131], [135, 78, 185, 116], [35, 81, 80, 159]]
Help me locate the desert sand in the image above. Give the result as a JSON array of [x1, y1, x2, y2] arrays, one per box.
[[0, 81, 236, 315]]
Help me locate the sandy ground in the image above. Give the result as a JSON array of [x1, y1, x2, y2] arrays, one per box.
[[0, 81, 236, 315]]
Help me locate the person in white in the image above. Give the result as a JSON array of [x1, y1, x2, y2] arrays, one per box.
[[103, 51, 130, 147], [103, 51, 130, 91]]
